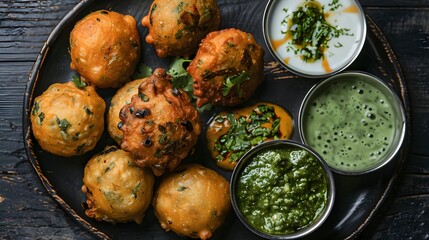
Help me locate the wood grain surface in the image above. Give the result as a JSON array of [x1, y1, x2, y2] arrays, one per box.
[[1, 0, 428, 239]]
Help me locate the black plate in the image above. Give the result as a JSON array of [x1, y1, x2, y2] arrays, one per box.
[[23, 0, 411, 239]]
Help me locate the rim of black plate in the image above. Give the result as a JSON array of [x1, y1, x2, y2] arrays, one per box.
[[22, 0, 110, 239], [21, 0, 411, 238]]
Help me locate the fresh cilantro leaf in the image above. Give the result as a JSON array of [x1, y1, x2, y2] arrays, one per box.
[[222, 71, 250, 97], [168, 58, 192, 90], [132, 63, 153, 79], [166, 58, 215, 113], [197, 103, 213, 112], [72, 75, 86, 89], [212, 105, 284, 163], [132, 182, 142, 199], [55, 116, 71, 132]]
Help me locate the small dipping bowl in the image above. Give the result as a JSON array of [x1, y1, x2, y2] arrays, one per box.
[[262, 0, 366, 78], [230, 140, 335, 239], [299, 72, 406, 175]]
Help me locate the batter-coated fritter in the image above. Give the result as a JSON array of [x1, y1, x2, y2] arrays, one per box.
[[70, 10, 141, 88], [142, 0, 220, 58], [119, 68, 201, 176], [82, 146, 155, 224], [108, 78, 147, 144], [152, 164, 231, 239], [30, 81, 105, 157], [187, 28, 265, 107]]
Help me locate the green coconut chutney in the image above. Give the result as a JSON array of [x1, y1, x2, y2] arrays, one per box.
[[302, 78, 399, 172]]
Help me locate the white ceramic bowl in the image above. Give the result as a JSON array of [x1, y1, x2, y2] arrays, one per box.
[[263, 0, 366, 78]]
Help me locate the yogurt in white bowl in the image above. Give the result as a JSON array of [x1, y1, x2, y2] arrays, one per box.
[[263, 0, 366, 78]]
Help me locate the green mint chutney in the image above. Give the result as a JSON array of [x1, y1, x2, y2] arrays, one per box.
[[236, 146, 327, 235], [302, 78, 399, 172]]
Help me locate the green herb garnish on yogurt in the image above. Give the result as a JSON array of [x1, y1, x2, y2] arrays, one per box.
[[282, 0, 352, 62]]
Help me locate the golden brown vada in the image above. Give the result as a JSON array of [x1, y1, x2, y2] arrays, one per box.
[[152, 164, 231, 239], [82, 146, 155, 224], [108, 78, 147, 144], [142, 0, 220, 58], [187, 28, 265, 107], [69, 10, 141, 88], [30, 80, 105, 157], [119, 68, 201, 176]]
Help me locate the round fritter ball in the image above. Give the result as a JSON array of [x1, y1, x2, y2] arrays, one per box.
[[187, 28, 265, 107], [30, 81, 105, 157], [69, 10, 141, 88], [119, 68, 201, 176], [142, 0, 220, 58], [153, 164, 231, 239], [108, 78, 148, 144], [82, 146, 155, 224]]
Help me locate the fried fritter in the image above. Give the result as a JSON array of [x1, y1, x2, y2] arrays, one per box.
[[30, 81, 105, 157], [152, 164, 231, 239], [82, 146, 155, 224], [187, 28, 265, 107], [119, 68, 201, 176], [142, 0, 220, 58], [108, 78, 147, 144], [69, 10, 141, 88]]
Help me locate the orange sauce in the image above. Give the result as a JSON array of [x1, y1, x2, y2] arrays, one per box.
[[324, 12, 330, 19], [271, 34, 292, 51], [322, 57, 332, 73], [284, 57, 290, 64], [343, 5, 359, 13], [206, 102, 294, 170]]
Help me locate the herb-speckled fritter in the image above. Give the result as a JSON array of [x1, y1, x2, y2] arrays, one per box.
[[153, 164, 231, 239], [82, 146, 155, 224], [142, 0, 220, 58], [119, 68, 201, 176], [69, 10, 141, 88], [30, 80, 105, 157], [187, 28, 265, 107], [108, 78, 148, 145]]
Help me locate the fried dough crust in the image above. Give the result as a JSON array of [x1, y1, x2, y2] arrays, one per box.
[[142, 0, 220, 58], [153, 164, 231, 239], [119, 68, 201, 176], [82, 146, 154, 224], [30, 81, 105, 156], [70, 10, 141, 88], [187, 28, 265, 107]]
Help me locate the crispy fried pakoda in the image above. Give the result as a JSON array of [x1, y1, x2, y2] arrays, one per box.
[[69, 10, 141, 88], [142, 0, 220, 58], [187, 28, 265, 107], [82, 146, 155, 224], [30, 80, 105, 157], [152, 164, 231, 239], [108, 78, 148, 144], [119, 68, 201, 176]]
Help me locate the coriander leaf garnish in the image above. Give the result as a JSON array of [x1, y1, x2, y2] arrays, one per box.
[[167, 58, 212, 112], [177, 186, 188, 191], [56, 116, 71, 133], [197, 103, 213, 112], [282, 1, 352, 62], [132, 182, 142, 199], [72, 75, 86, 89], [168, 58, 192, 91], [32, 102, 39, 116], [212, 105, 283, 164], [222, 71, 250, 97], [132, 63, 153, 79]]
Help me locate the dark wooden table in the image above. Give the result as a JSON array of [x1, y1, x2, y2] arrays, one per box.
[[1, 0, 428, 239]]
